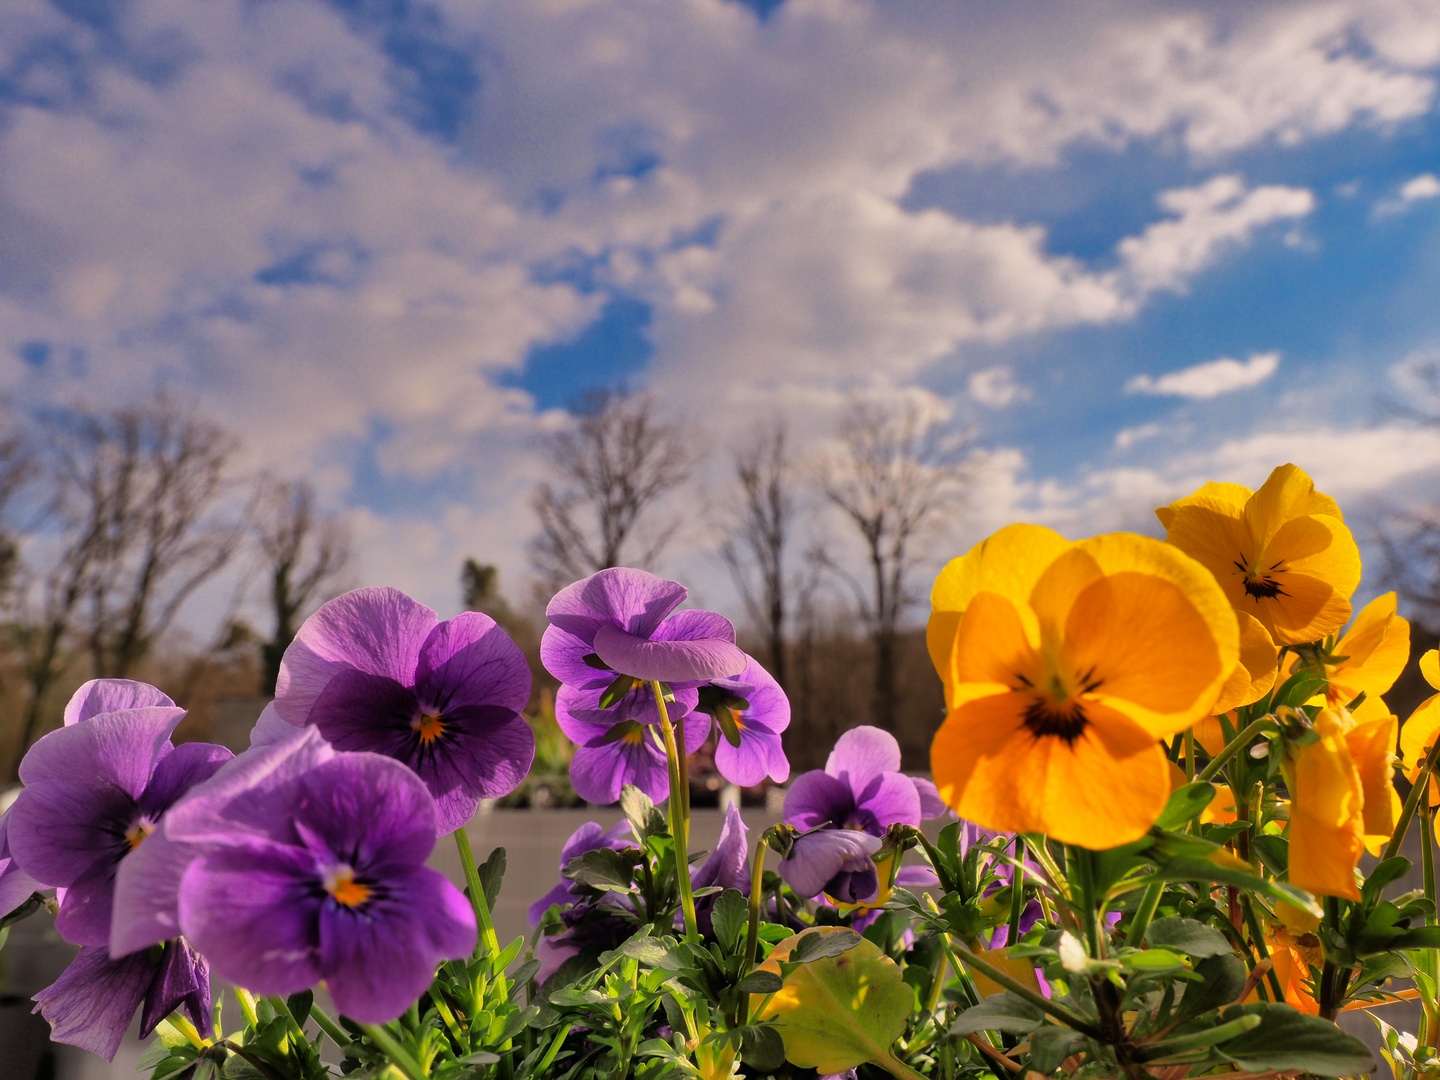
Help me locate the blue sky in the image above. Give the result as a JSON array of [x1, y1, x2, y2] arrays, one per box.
[[3, 0, 1440, 624]]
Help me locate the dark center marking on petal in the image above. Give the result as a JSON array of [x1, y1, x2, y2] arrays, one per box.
[[1023, 696, 1088, 745]]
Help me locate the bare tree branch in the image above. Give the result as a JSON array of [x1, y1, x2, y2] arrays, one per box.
[[819, 397, 972, 730], [529, 390, 693, 588]]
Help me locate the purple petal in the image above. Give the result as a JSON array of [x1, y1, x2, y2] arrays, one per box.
[[527, 881, 577, 929], [413, 707, 535, 833], [714, 725, 789, 787], [293, 754, 438, 869], [594, 609, 747, 683], [568, 738, 671, 805], [54, 858, 122, 946], [64, 680, 175, 726], [911, 777, 949, 820], [140, 742, 234, 817], [318, 866, 475, 1023], [112, 833, 200, 956], [545, 568, 689, 647], [6, 778, 133, 891], [274, 586, 437, 725], [782, 770, 856, 832], [562, 819, 633, 865], [854, 772, 922, 832], [307, 668, 419, 750], [250, 702, 301, 748], [540, 624, 616, 694], [415, 612, 531, 714], [0, 812, 42, 918], [693, 803, 749, 893], [33, 945, 152, 1061], [162, 727, 336, 848], [778, 830, 880, 899], [19, 707, 185, 795], [712, 654, 791, 733], [178, 844, 324, 997], [896, 865, 939, 889], [825, 726, 901, 799], [554, 679, 700, 731], [139, 939, 212, 1040]]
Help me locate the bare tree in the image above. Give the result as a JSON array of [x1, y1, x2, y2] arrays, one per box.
[[9, 398, 244, 773], [255, 477, 351, 694], [720, 421, 796, 688], [820, 398, 971, 731], [529, 391, 692, 587]]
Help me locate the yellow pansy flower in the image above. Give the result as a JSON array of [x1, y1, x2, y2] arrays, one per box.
[[929, 526, 1238, 848], [1285, 699, 1400, 900], [1213, 611, 1281, 714], [1399, 649, 1440, 803], [1156, 464, 1361, 646], [1294, 592, 1410, 707]]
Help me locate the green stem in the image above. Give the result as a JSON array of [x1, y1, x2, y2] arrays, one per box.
[[1239, 893, 1284, 1004], [878, 1052, 932, 1080], [1385, 734, 1440, 862], [453, 827, 501, 958], [1196, 718, 1270, 783], [535, 1023, 573, 1074], [359, 1023, 430, 1080], [1127, 880, 1163, 948], [167, 1012, 207, 1049], [309, 1005, 351, 1049], [1423, 787, 1436, 925], [1006, 837, 1026, 948], [265, 996, 306, 1044], [746, 838, 766, 969], [1184, 729, 1196, 782], [1135, 1014, 1262, 1061], [943, 936, 1106, 1040], [233, 987, 259, 1029], [653, 681, 699, 940], [1072, 847, 1102, 959]]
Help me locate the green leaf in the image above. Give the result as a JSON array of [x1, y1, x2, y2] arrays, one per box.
[[1250, 834, 1289, 877], [1028, 1026, 1087, 1075], [1386, 926, 1440, 951], [949, 992, 1044, 1035], [734, 970, 784, 994], [791, 927, 862, 963], [738, 1024, 787, 1072], [1149, 855, 1319, 915], [1362, 857, 1412, 905], [753, 930, 912, 1074], [285, 989, 313, 1029], [478, 846, 506, 909], [564, 848, 635, 892], [711, 889, 747, 955], [1122, 948, 1188, 971], [1156, 783, 1217, 830], [1177, 954, 1249, 1019], [619, 785, 665, 840], [1144, 917, 1233, 958], [598, 674, 638, 710], [1214, 1003, 1375, 1076]]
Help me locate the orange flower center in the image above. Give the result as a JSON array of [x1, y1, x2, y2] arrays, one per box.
[[412, 712, 446, 745], [323, 865, 372, 907], [124, 818, 156, 850], [623, 726, 645, 745]]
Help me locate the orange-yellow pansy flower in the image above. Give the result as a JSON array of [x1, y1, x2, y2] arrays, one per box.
[[1295, 592, 1410, 707], [1213, 611, 1281, 715], [1156, 464, 1361, 646], [1284, 700, 1400, 899], [930, 526, 1238, 848], [1399, 649, 1440, 803], [1263, 908, 1324, 1014]]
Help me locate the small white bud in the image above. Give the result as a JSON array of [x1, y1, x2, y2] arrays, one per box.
[[1058, 930, 1087, 974], [1249, 742, 1270, 759]]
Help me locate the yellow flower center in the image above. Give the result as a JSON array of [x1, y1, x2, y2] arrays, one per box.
[[124, 818, 156, 850], [323, 865, 372, 907], [622, 726, 645, 745], [411, 712, 446, 745], [1015, 658, 1101, 744]]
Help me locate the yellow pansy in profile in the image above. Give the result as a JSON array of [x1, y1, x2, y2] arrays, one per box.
[[1156, 464, 1361, 646], [1295, 592, 1410, 707], [1285, 699, 1400, 900], [929, 526, 1238, 848], [1213, 611, 1280, 715], [1399, 649, 1440, 802]]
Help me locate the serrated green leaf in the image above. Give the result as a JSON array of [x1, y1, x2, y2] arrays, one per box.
[[792, 927, 862, 963], [478, 846, 506, 909], [711, 889, 747, 955], [1145, 917, 1233, 958], [1214, 1003, 1373, 1075], [739, 1024, 787, 1072], [564, 847, 636, 892], [734, 970, 784, 994], [1028, 1026, 1088, 1075], [949, 992, 1044, 1035]]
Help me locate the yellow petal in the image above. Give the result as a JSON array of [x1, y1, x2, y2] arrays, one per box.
[[1422, 649, 1440, 692], [1286, 709, 1365, 899], [1155, 481, 1253, 532], [1212, 611, 1280, 714], [1244, 464, 1345, 548], [1399, 694, 1440, 805], [928, 524, 1071, 704], [1326, 592, 1410, 705], [950, 591, 1041, 699], [1345, 702, 1400, 842]]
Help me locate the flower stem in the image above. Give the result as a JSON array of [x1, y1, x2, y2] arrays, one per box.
[[942, 936, 1105, 1040], [1126, 880, 1163, 947], [1196, 718, 1270, 783], [233, 987, 259, 1029], [1383, 733, 1440, 862], [746, 838, 767, 969], [652, 680, 699, 940], [1423, 786, 1436, 924], [1005, 837, 1027, 947], [167, 1012, 207, 1050], [359, 1023, 430, 1080], [453, 826, 501, 957], [308, 1005, 351, 1049]]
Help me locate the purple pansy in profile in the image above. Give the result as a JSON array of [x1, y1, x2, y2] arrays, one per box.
[[556, 698, 711, 805], [527, 819, 633, 928], [528, 819, 638, 984], [34, 940, 211, 1062], [6, 681, 233, 947], [155, 728, 476, 1023], [696, 655, 791, 788], [0, 807, 41, 919], [783, 726, 943, 838], [692, 802, 751, 935], [272, 587, 535, 834], [776, 828, 883, 902]]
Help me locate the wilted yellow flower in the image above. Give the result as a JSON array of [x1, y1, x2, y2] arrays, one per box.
[[1285, 700, 1400, 900], [1156, 464, 1361, 646], [1399, 650, 1440, 803], [929, 526, 1238, 848], [1264, 906, 1324, 1014]]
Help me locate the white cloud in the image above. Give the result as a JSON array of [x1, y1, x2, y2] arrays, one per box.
[[968, 366, 1028, 408], [1400, 173, 1440, 201], [1126, 352, 1281, 400], [1114, 422, 1164, 451]]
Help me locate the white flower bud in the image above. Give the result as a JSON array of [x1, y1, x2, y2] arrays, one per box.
[[1058, 930, 1087, 973]]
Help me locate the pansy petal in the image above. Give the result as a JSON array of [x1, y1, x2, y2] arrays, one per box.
[[855, 771, 923, 830], [593, 622, 746, 683], [546, 568, 689, 646], [307, 669, 419, 752], [826, 726, 902, 797], [415, 612, 532, 713], [140, 742, 234, 817], [783, 771, 854, 831], [319, 866, 475, 1024], [1327, 592, 1409, 705], [250, 702, 301, 748], [411, 706, 535, 833], [539, 624, 616, 693], [138, 939, 211, 1040], [911, 777, 949, 820], [714, 725, 788, 787], [33, 945, 153, 1062], [693, 802, 749, 893], [178, 844, 324, 996], [19, 707, 185, 795], [555, 678, 699, 730], [296, 755, 437, 869], [55, 858, 123, 946], [568, 738, 669, 805], [7, 778, 133, 889], [112, 833, 199, 956], [274, 586, 437, 724], [778, 830, 881, 898], [64, 680, 175, 726], [0, 813, 41, 918]]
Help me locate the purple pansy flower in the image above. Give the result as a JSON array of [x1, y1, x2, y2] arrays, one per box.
[[527, 819, 633, 928], [556, 694, 712, 805], [783, 726, 941, 838], [33, 940, 211, 1062], [776, 828, 883, 901], [0, 808, 41, 919], [696, 656, 791, 788], [154, 728, 476, 1023], [692, 802, 751, 935], [5, 682, 233, 947], [272, 587, 535, 835]]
